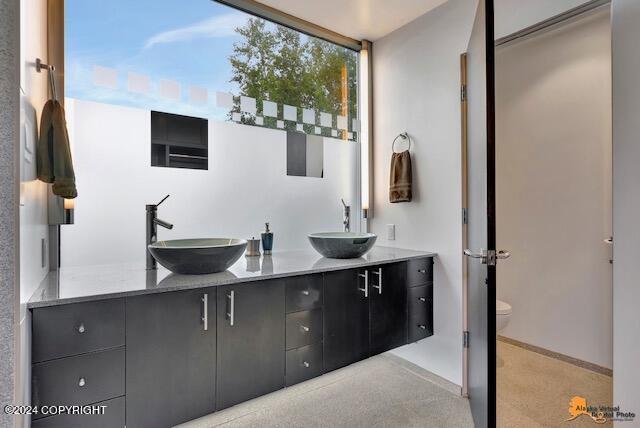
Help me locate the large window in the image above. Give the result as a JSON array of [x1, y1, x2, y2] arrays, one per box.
[[65, 0, 359, 141]]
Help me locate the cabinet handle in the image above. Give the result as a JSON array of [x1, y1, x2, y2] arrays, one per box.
[[418, 297, 426, 302], [201, 294, 208, 331], [357, 271, 369, 297], [418, 324, 427, 330], [78, 377, 86, 387], [300, 325, 310, 332], [303, 361, 310, 368], [77, 323, 86, 334], [227, 290, 235, 326], [418, 269, 427, 274], [301, 290, 310, 296], [372, 268, 382, 294]]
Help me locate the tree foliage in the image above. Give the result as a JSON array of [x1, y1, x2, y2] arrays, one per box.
[[229, 18, 358, 137]]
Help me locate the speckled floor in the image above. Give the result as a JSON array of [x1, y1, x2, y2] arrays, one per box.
[[497, 340, 613, 427], [177, 354, 473, 428]]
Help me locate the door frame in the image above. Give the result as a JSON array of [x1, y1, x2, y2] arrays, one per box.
[[460, 52, 469, 398], [486, 0, 497, 422]]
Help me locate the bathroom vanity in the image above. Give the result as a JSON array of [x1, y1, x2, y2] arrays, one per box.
[[28, 248, 434, 428]]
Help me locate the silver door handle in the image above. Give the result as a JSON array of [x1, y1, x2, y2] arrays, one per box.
[[301, 290, 310, 296], [464, 248, 487, 264], [77, 323, 86, 334], [201, 294, 209, 331], [78, 377, 86, 387], [372, 268, 382, 294], [464, 249, 486, 259], [496, 250, 510, 259], [358, 271, 369, 297], [604, 237, 613, 244], [418, 297, 426, 302], [464, 249, 510, 265], [227, 290, 235, 326]]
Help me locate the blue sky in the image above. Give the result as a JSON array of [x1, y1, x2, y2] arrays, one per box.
[[65, 0, 250, 119]]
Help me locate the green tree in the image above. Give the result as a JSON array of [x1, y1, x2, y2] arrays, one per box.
[[228, 18, 358, 138]]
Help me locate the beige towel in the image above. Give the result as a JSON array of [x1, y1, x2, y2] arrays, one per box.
[[37, 99, 78, 198], [389, 151, 412, 203]]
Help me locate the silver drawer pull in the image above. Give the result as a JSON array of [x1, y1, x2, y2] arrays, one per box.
[[418, 297, 426, 302], [418, 269, 427, 274], [78, 377, 86, 387], [303, 361, 310, 368], [357, 271, 369, 297], [301, 325, 310, 332], [372, 268, 382, 294], [227, 291, 235, 327], [77, 324, 86, 334], [418, 325, 427, 330], [202, 294, 209, 331], [301, 290, 310, 296]]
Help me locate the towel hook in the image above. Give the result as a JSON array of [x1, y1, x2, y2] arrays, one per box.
[[36, 58, 58, 101], [392, 132, 411, 153]]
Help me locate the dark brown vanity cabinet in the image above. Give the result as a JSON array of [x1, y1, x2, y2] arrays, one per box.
[[323, 268, 370, 372], [125, 288, 216, 428], [31, 299, 126, 426], [324, 259, 433, 372], [216, 279, 285, 410], [368, 262, 408, 355], [31, 257, 433, 428], [407, 258, 435, 342], [284, 274, 324, 386]]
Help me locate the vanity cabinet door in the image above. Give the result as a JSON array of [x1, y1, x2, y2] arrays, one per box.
[[323, 268, 369, 372], [216, 280, 285, 410], [368, 262, 408, 355], [126, 289, 216, 428]]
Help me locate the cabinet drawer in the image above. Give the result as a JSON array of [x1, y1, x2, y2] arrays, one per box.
[[31, 396, 125, 428], [406, 258, 433, 287], [286, 344, 323, 386], [408, 285, 433, 342], [285, 274, 323, 313], [32, 299, 125, 362], [286, 308, 323, 350], [32, 347, 125, 418]]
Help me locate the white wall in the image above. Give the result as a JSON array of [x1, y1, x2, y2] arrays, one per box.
[[496, 10, 612, 368], [18, 0, 50, 425], [370, 0, 477, 386], [494, 0, 595, 39], [611, 0, 640, 424], [61, 99, 360, 267]]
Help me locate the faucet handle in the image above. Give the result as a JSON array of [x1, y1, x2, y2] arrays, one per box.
[[156, 194, 170, 207]]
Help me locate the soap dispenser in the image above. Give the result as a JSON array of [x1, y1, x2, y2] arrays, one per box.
[[261, 222, 273, 255]]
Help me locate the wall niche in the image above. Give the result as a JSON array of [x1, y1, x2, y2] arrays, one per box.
[[151, 111, 208, 170]]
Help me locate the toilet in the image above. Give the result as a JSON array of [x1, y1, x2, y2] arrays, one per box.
[[496, 300, 512, 332]]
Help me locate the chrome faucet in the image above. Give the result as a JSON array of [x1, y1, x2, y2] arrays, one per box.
[[341, 199, 350, 232], [146, 194, 174, 270]]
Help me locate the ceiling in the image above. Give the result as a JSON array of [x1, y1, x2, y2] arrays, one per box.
[[255, 0, 449, 41]]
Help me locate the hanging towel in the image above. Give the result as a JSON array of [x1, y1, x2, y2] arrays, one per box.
[[37, 99, 78, 198], [389, 150, 412, 203]]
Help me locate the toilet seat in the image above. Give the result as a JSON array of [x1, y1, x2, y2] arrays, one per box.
[[496, 299, 512, 315]]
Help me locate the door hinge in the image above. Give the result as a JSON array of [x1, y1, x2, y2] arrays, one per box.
[[461, 84, 467, 102], [462, 208, 468, 225], [463, 331, 470, 348]]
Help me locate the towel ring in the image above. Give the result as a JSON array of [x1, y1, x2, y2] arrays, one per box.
[[392, 132, 411, 153]]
